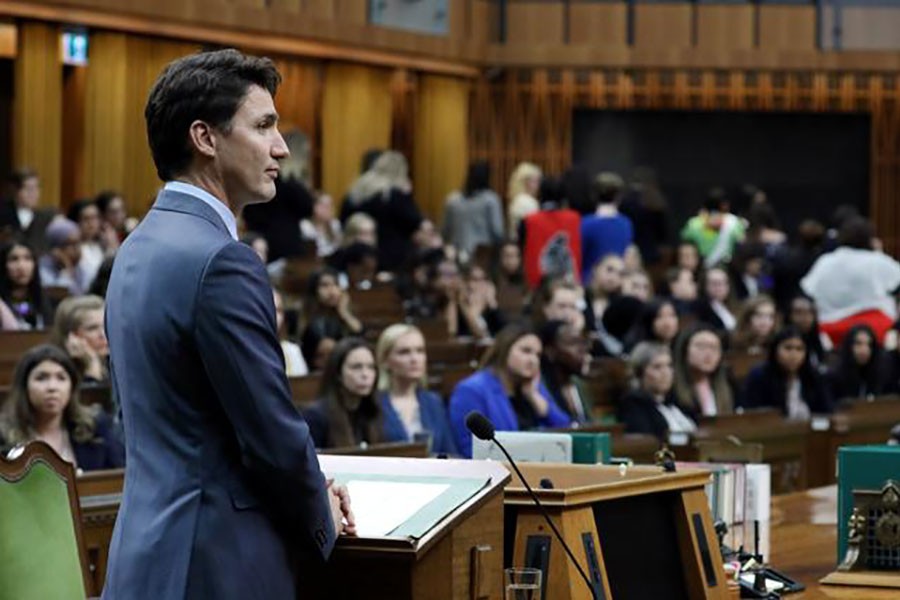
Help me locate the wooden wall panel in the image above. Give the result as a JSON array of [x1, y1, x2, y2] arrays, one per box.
[[0, 22, 16, 57], [272, 57, 321, 186], [337, 0, 367, 26], [505, 1, 565, 45], [82, 32, 200, 215], [633, 5, 692, 50], [839, 8, 900, 51], [61, 65, 87, 207], [321, 63, 392, 204], [13, 21, 62, 209], [569, 3, 627, 47], [695, 5, 754, 52], [471, 0, 498, 45], [758, 6, 816, 52], [414, 74, 469, 221]]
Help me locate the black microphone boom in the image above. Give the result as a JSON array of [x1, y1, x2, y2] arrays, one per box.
[[464, 411, 598, 600]]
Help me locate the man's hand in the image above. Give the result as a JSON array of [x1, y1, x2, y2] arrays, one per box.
[[326, 480, 357, 537]]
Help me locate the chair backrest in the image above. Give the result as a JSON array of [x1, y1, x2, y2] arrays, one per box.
[[0, 441, 90, 599]]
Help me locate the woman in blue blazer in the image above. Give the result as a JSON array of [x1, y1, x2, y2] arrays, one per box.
[[376, 324, 458, 455], [449, 323, 573, 457]]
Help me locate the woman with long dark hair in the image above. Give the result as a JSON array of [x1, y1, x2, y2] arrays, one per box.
[[830, 324, 892, 401], [0, 344, 123, 470], [0, 241, 50, 329], [672, 324, 735, 418], [624, 298, 680, 351], [741, 327, 832, 418], [302, 337, 381, 449]]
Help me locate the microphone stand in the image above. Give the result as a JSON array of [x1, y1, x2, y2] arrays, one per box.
[[492, 439, 599, 600]]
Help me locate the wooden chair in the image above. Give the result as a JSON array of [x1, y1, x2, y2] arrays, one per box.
[[0, 441, 93, 598], [278, 256, 322, 296], [725, 349, 764, 387], [322, 441, 429, 458], [289, 374, 322, 409], [0, 330, 52, 386], [427, 339, 480, 368], [583, 356, 631, 422]]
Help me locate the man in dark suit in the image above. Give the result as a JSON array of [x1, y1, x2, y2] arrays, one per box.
[[102, 49, 354, 600], [0, 168, 57, 255]]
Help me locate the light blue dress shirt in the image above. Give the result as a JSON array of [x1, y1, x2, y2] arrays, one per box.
[[164, 181, 238, 241]]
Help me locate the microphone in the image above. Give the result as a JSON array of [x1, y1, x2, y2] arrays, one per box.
[[465, 411, 598, 600]]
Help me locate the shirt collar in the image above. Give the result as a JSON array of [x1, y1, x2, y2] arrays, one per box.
[[164, 181, 238, 241]]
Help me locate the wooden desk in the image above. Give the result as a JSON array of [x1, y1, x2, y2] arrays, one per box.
[[691, 411, 810, 494], [749, 486, 898, 599]]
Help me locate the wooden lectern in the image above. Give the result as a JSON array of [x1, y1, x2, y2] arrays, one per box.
[[78, 457, 510, 600], [304, 455, 510, 600], [505, 463, 728, 600]]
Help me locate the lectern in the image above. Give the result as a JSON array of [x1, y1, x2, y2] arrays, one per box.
[[303, 456, 510, 600], [504, 463, 728, 600]]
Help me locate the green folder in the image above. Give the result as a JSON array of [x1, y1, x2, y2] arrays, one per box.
[[569, 432, 611, 465], [835, 445, 900, 562]]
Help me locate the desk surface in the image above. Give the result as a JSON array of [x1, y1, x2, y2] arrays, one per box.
[[766, 485, 898, 599]]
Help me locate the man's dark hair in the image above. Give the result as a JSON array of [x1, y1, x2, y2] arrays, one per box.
[[145, 49, 281, 181], [838, 216, 874, 250]]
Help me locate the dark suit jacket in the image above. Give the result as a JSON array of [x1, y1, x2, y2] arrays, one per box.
[[102, 189, 335, 600], [340, 188, 423, 272], [740, 364, 833, 415], [71, 412, 125, 472], [617, 390, 694, 442], [0, 202, 56, 255]]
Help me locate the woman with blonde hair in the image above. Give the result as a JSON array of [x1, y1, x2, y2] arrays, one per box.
[[507, 162, 542, 239], [375, 324, 457, 455], [341, 150, 425, 271], [52, 294, 108, 383]]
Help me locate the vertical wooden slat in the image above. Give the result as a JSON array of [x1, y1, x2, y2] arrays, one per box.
[[414, 73, 469, 222], [320, 62, 392, 204], [13, 21, 62, 209]]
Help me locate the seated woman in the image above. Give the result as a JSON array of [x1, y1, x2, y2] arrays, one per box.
[[741, 327, 832, 418], [731, 294, 778, 356], [539, 320, 592, 424], [531, 276, 584, 332], [302, 267, 363, 339], [0, 241, 51, 330], [624, 298, 680, 351], [693, 266, 737, 332], [300, 193, 342, 258], [302, 337, 381, 449], [785, 293, 831, 371], [618, 342, 697, 442], [300, 319, 339, 373], [829, 324, 893, 401], [52, 295, 108, 384], [273, 288, 308, 377], [375, 324, 457, 455], [672, 324, 736, 418], [448, 323, 573, 457], [0, 344, 124, 471]]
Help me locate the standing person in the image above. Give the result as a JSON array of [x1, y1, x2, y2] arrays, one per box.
[[681, 189, 746, 268], [102, 50, 353, 600], [0, 168, 57, 255], [507, 162, 542, 240], [802, 216, 900, 347], [580, 172, 633, 283], [341, 150, 426, 272], [441, 160, 504, 259]]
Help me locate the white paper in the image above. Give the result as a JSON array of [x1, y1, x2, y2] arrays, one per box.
[[346, 480, 450, 537], [744, 464, 771, 522]]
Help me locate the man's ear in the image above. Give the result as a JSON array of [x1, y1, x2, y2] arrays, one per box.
[[188, 120, 216, 159]]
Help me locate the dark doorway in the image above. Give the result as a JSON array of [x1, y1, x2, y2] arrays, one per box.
[[572, 109, 871, 236]]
